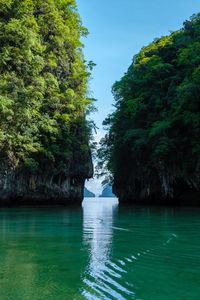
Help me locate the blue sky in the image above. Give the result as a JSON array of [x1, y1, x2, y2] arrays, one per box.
[[76, 0, 200, 194]]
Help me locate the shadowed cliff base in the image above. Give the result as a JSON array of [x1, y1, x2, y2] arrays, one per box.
[[0, 156, 93, 206], [112, 165, 200, 206], [113, 181, 200, 207]]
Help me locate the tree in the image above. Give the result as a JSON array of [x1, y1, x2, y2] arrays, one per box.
[[98, 13, 200, 203], [0, 0, 92, 174]]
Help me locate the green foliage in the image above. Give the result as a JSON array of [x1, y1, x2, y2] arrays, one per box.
[[0, 0, 93, 172], [99, 13, 200, 188]]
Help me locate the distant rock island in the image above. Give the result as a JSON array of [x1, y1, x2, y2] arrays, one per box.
[[99, 185, 116, 198], [84, 187, 95, 198]]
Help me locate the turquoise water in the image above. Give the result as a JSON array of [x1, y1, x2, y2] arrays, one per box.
[[0, 198, 200, 299]]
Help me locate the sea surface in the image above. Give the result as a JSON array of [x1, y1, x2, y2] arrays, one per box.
[[0, 198, 200, 299]]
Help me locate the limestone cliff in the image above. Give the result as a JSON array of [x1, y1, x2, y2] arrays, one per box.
[[0, 153, 93, 206], [0, 0, 94, 206], [113, 163, 200, 205], [99, 14, 200, 206]]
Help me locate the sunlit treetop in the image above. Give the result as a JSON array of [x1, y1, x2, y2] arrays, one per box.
[[0, 0, 92, 172]]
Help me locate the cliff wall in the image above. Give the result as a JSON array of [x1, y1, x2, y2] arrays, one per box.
[[0, 153, 93, 205], [99, 13, 200, 205], [0, 0, 94, 205], [113, 164, 200, 205]]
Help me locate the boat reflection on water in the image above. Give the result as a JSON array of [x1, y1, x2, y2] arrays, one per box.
[[81, 197, 134, 299]]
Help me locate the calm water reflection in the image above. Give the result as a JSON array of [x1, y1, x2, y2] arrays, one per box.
[[0, 198, 200, 299], [82, 198, 132, 299]]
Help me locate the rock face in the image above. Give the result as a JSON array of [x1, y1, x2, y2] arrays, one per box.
[[0, 154, 93, 206], [99, 185, 116, 198], [98, 14, 200, 206], [0, 0, 94, 206], [84, 187, 95, 198], [113, 165, 200, 205]]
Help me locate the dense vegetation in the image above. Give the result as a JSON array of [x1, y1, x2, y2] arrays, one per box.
[[99, 14, 200, 203], [0, 0, 92, 175]]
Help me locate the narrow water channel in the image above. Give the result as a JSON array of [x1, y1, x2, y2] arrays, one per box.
[[0, 198, 199, 299]]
